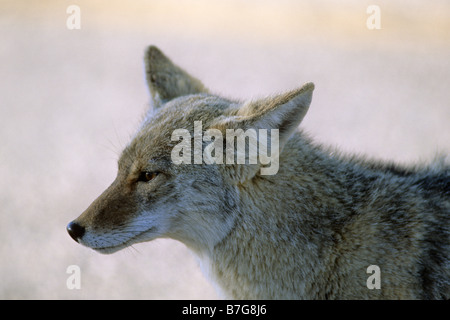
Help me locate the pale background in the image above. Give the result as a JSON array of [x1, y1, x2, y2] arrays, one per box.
[[1, 0, 449, 299]]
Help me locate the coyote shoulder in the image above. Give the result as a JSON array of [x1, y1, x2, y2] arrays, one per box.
[[68, 46, 450, 299]]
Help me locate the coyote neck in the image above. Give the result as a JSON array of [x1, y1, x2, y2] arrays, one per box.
[[201, 184, 329, 299], [198, 137, 341, 299]]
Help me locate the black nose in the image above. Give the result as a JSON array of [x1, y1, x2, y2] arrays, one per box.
[[67, 221, 85, 242]]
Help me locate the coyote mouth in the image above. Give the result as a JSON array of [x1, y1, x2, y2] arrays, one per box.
[[94, 245, 126, 255], [89, 227, 157, 254]]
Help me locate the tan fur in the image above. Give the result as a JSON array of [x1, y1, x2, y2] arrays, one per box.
[[68, 46, 450, 299]]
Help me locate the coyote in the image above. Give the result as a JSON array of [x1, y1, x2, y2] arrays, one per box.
[[67, 46, 449, 299]]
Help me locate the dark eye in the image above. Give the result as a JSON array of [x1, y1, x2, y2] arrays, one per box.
[[138, 171, 159, 182]]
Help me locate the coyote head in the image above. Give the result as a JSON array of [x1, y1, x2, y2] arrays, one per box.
[[67, 46, 314, 253]]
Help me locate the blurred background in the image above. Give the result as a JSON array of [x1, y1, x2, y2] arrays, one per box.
[[0, 0, 449, 299]]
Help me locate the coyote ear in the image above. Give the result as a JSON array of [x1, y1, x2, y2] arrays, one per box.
[[144, 46, 208, 108], [215, 82, 314, 183], [234, 82, 314, 149]]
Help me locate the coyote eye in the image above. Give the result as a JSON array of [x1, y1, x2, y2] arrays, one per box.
[[138, 171, 159, 182]]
